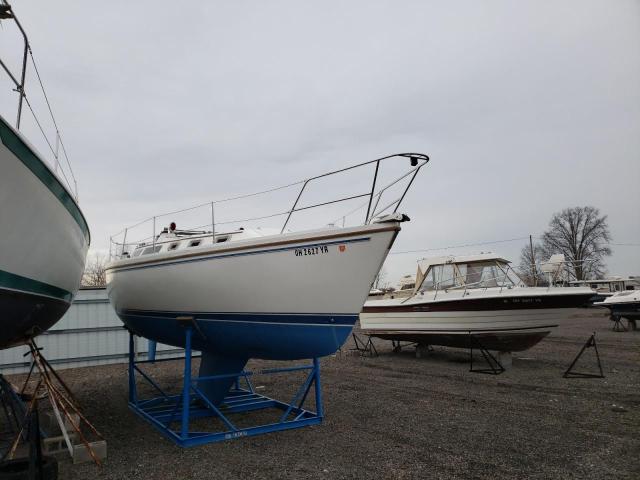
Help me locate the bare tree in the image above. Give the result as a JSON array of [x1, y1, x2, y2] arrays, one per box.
[[82, 253, 107, 287], [539, 206, 611, 281], [517, 242, 546, 286]]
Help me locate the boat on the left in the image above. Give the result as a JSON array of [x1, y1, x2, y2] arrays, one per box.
[[0, 3, 90, 349]]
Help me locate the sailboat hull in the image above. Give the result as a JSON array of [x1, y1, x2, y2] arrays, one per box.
[[106, 224, 399, 360], [0, 115, 89, 349]]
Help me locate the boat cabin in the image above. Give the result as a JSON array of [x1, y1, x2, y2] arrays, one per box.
[[415, 253, 524, 293], [125, 225, 280, 259], [397, 275, 416, 292]]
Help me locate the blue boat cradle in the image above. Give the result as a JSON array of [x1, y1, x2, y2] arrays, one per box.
[[126, 324, 325, 447]]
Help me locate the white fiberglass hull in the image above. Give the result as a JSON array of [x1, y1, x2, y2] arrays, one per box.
[[106, 223, 400, 360], [0, 115, 90, 349], [361, 287, 594, 351]]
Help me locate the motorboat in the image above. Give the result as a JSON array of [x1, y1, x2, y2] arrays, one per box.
[[360, 253, 594, 352], [0, 4, 90, 349], [595, 291, 640, 326], [569, 277, 640, 304], [106, 153, 429, 404]]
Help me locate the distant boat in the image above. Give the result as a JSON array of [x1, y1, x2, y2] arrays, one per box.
[[568, 277, 640, 304], [0, 4, 90, 349], [595, 291, 640, 326], [106, 153, 429, 404], [360, 253, 594, 352]]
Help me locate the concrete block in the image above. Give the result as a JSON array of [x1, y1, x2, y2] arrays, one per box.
[[42, 433, 77, 456], [72, 440, 107, 464]]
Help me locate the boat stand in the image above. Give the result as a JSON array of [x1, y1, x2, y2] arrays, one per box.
[[468, 334, 505, 375], [0, 374, 26, 459], [127, 329, 324, 447], [392, 340, 418, 354], [563, 333, 604, 379], [610, 315, 629, 332], [350, 333, 378, 357]]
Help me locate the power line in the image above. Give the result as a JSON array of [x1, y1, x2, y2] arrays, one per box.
[[390, 236, 531, 255]]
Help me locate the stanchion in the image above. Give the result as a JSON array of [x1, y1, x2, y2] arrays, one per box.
[[350, 333, 378, 357]]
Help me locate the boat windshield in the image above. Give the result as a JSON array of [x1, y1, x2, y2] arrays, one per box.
[[419, 260, 522, 292]]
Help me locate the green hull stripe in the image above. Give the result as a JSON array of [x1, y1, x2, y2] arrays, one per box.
[[0, 116, 90, 244], [0, 269, 73, 303]]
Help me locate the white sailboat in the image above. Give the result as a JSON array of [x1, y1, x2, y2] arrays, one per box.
[[106, 153, 428, 404], [0, 3, 90, 348]]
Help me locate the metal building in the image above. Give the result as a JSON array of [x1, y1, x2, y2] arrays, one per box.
[[0, 288, 181, 374]]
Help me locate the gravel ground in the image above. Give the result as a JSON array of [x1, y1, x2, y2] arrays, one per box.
[[7, 309, 639, 479]]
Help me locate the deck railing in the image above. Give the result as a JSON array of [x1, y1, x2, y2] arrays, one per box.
[[0, 1, 79, 200], [109, 153, 429, 261]]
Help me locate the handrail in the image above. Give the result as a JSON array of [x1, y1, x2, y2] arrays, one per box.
[[0, 1, 79, 200], [280, 153, 429, 233], [109, 153, 429, 260], [0, 1, 28, 128]]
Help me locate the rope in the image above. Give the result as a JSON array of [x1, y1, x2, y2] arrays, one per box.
[[22, 94, 74, 191], [28, 48, 78, 185]]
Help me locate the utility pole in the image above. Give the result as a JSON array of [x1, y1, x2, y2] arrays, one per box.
[[530, 235, 538, 286]]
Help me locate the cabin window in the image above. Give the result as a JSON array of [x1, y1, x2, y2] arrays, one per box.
[[142, 245, 162, 255], [437, 264, 456, 289], [215, 236, 229, 243], [168, 242, 180, 251], [188, 240, 201, 247], [420, 267, 436, 291], [400, 283, 415, 290]]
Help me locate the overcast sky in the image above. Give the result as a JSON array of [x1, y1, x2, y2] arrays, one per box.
[[1, 0, 639, 284]]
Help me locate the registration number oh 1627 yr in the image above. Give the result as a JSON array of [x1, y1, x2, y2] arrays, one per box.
[[294, 245, 329, 257]]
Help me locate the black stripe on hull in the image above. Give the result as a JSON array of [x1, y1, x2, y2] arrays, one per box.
[[0, 288, 70, 349], [363, 293, 594, 313], [366, 330, 552, 352]]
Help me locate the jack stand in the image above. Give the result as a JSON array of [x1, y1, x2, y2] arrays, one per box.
[[17, 341, 105, 465], [415, 344, 433, 359], [469, 334, 505, 375], [391, 341, 417, 353], [27, 399, 44, 479], [0, 386, 58, 479], [564, 333, 604, 378], [611, 315, 627, 332], [351, 333, 378, 357], [0, 375, 26, 459], [128, 330, 324, 447]]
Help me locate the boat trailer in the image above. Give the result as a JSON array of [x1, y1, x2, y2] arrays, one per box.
[[127, 327, 324, 447]]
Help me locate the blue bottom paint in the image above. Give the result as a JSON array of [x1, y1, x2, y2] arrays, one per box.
[[120, 310, 357, 360]]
